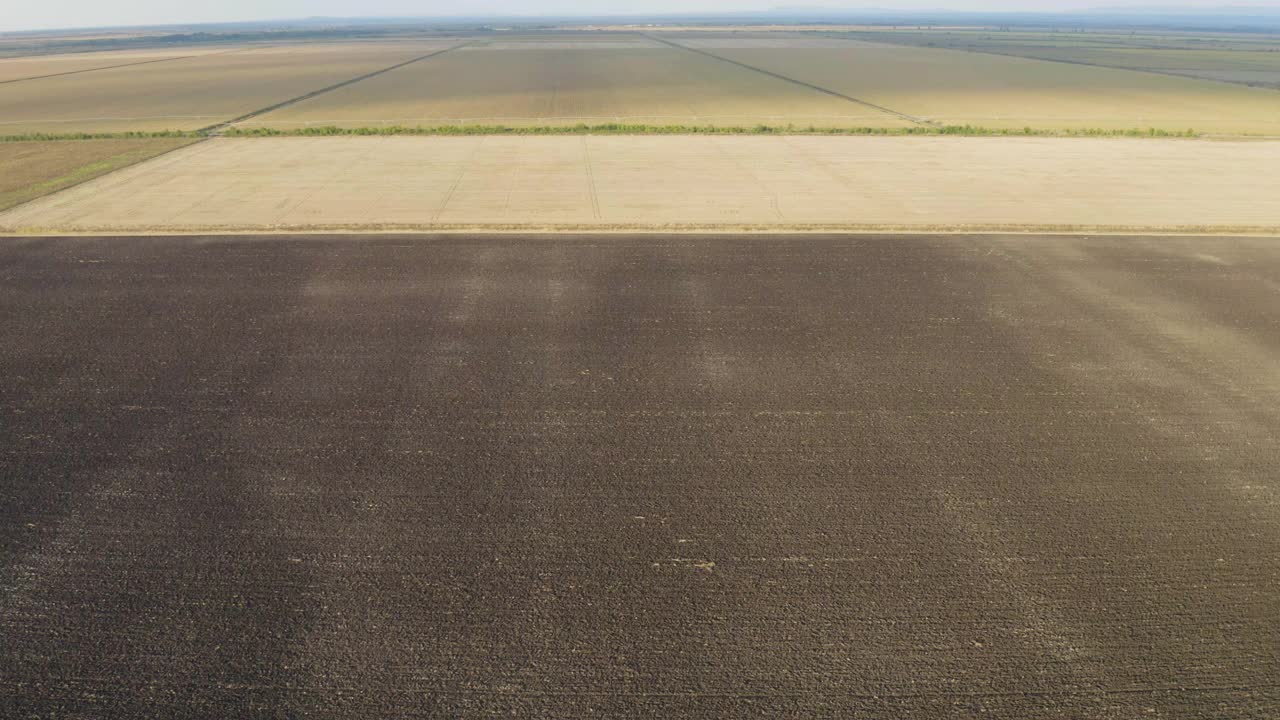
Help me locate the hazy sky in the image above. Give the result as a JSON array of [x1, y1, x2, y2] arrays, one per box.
[[4, 1, 1276, 33]]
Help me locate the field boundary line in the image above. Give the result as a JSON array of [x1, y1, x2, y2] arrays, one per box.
[[643, 33, 939, 128], [430, 137, 487, 224], [581, 136, 602, 220], [199, 41, 473, 135], [218, 124, 1210, 139], [0, 55, 206, 86]]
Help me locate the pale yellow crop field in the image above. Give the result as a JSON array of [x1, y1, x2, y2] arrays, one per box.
[[0, 46, 243, 83], [0, 41, 459, 134], [242, 43, 913, 129], [676, 38, 1280, 134], [5, 135, 1278, 232]]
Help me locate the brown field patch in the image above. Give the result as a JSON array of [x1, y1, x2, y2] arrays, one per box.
[[1, 233, 1278, 717], [0, 137, 199, 212]]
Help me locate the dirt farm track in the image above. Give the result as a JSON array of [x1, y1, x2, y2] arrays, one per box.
[[2, 234, 1278, 718]]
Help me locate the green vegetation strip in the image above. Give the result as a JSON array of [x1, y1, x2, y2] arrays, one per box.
[[0, 131, 202, 143]]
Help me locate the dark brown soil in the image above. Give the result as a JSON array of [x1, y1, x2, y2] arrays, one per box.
[[1, 234, 1277, 718]]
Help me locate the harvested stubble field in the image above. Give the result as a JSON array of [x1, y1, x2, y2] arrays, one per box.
[[666, 35, 1280, 134], [0, 137, 198, 212], [241, 37, 908, 130], [1017, 47, 1280, 87], [0, 41, 459, 135], [4, 135, 1277, 232], [0, 30, 1276, 136], [1, 234, 1278, 718], [0, 46, 239, 84], [832, 28, 1280, 89]]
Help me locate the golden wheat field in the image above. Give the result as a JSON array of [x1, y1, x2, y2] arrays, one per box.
[[671, 36, 1280, 134], [5, 135, 1278, 231], [241, 39, 912, 129]]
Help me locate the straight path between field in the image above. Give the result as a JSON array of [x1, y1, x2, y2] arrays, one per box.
[[0, 42, 466, 135], [645, 33, 938, 127], [203, 41, 473, 134], [0, 52, 212, 86]]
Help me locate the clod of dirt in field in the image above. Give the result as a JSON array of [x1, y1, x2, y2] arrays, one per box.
[[664, 558, 717, 572]]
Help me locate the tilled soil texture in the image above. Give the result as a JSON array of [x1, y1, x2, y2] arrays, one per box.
[[1, 234, 1278, 719]]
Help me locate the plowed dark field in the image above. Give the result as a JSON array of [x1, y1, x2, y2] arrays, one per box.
[[2, 234, 1277, 718]]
